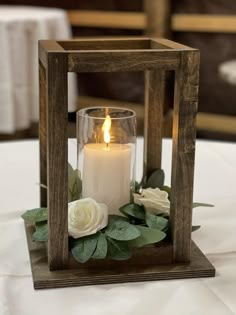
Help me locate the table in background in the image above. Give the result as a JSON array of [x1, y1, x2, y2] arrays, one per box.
[[0, 6, 77, 134], [0, 139, 236, 315], [219, 60, 236, 86]]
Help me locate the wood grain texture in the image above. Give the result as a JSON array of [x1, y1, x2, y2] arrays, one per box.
[[170, 50, 200, 262], [144, 70, 165, 178], [150, 40, 172, 50], [144, 0, 171, 37], [24, 222, 215, 290], [39, 61, 47, 208], [68, 50, 180, 72], [58, 38, 151, 50], [47, 53, 68, 270], [152, 38, 193, 50], [39, 40, 65, 69]]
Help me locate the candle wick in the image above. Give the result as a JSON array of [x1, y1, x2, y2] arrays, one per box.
[[106, 142, 109, 148]]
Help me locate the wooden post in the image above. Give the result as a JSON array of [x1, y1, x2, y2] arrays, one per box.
[[39, 61, 47, 207], [46, 53, 68, 270], [144, 70, 165, 178], [170, 50, 200, 262], [144, 0, 171, 37], [144, 0, 172, 153]]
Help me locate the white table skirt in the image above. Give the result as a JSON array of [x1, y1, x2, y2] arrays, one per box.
[[0, 139, 236, 315], [0, 6, 77, 133], [219, 60, 236, 86]]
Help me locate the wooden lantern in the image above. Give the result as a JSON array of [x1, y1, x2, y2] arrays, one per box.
[[25, 37, 215, 289]]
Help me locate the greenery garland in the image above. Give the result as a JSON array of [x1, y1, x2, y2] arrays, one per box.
[[21, 164, 213, 263]]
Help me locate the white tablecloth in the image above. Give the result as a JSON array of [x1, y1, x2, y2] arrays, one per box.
[[0, 6, 77, 133], [0, 139, 236, 315]]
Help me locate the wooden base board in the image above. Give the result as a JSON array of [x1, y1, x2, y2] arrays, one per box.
[[25, 223, 215, 290]]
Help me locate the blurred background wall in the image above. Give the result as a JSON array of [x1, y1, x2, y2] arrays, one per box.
[[0, 0, 236, 141]]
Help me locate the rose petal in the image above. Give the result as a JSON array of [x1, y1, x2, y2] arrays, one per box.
[[140, 198, 170, 214], [141, 188, 169, 201], [68, 198, 108, 239], [133, 193, 142, 205], [133, 187, 170, 216]]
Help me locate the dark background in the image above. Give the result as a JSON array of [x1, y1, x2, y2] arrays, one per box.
[[1, 0, 236, 117]]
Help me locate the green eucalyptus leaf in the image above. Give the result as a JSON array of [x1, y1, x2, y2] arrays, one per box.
[[160, 212, 170, 219], [108, 215, 129, 224], [163, 226, 169, 233], [71, 171, 82, 201], [144, 169, 165, 189], [71, 233, 98, 263], [68, 191, 72, 203], [105, 220, 141, 241], [21, 208, 48, 223], [68, 163, 74, 183], [192, 225, 201, 232], [107, 238, 132, 260], [119, 203, 145, 220], [193, 202, 214, 208], [68, 163, 82, 202], [145, 213, 168, 231], [92, 233, 108, 259], [129, 225, 166, 248], [32, 222, 48, 242]]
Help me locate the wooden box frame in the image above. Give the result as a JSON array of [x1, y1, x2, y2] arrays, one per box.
[[25, 37, 215, 289]]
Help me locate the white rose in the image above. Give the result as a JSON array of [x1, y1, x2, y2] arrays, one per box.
[[68, 198, 108, 238], [133, 188, 170, 215]]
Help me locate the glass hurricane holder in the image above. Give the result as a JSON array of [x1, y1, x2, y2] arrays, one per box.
[[77, 107, 136, 215]]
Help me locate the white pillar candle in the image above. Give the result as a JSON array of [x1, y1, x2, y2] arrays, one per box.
[[82, 143, 131, 215]]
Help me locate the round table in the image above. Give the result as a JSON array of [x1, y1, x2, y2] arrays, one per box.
[[219, 60, 236, 86], [0, 138, 236, 314], [0, 6, 77, 134]]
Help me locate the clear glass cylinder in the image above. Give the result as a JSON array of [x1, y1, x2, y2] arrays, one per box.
[[77, 107, 136, 215]]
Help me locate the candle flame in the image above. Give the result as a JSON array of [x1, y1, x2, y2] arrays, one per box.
[[102, 115, 111, 144]]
